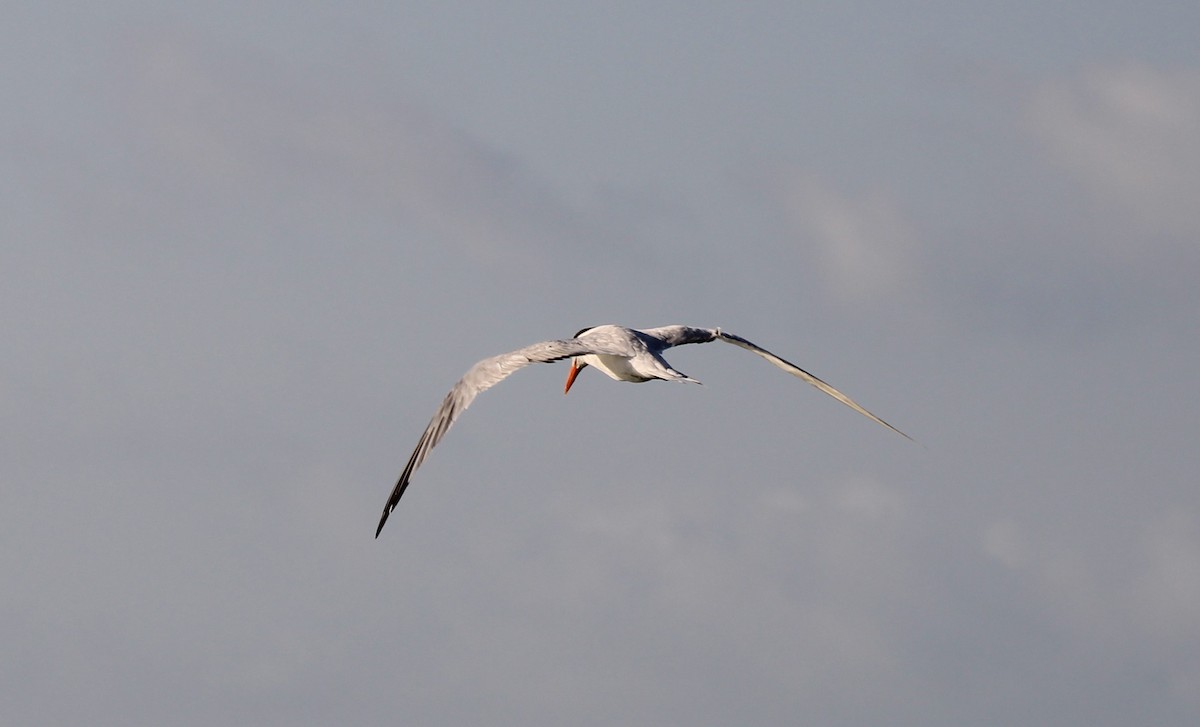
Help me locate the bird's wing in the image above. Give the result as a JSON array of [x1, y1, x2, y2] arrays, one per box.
[[637, 325, 719, 350], [716, 330, 911, 440], [375, 337, 630, 537]]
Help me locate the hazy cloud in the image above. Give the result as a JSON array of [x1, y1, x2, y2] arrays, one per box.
[[775, 171, 924, 308], [118, 32, 581, 268], [1028, 62, 1200, 239]]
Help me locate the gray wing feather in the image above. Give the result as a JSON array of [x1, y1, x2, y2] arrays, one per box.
[[375, 337, 628, 537], [644, 325, 908, 439], [716, 330, 911, 440], [637, 325, 719, 350]]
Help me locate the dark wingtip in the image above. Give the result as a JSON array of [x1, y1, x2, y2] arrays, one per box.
[[375, 508, 391, 539]]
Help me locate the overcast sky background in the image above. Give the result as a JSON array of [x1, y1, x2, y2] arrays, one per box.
[[4, 2, 1200, 725]]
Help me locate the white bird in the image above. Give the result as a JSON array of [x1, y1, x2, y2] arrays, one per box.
[[375, 324, 908, 537]]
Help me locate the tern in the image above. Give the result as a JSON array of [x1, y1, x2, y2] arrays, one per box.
[[375, 324, 908, 537]]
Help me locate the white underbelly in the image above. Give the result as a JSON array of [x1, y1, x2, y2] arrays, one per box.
[[584, 353, 653, 382]]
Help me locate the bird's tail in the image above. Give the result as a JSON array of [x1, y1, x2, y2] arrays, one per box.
[[665, 369, 702, 385]]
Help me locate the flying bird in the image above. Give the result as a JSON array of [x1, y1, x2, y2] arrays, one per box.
[[375, 324, 908, 537]]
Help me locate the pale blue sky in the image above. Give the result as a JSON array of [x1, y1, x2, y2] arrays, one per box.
[[4, 3, 1199, 725]]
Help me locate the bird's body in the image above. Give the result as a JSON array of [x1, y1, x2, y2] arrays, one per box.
[[375, 324, 908, 537], [570, 324, 705, 384]]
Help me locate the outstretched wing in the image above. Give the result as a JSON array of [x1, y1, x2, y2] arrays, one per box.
[[637, 325, 719, 350], [716, 330, 911, 440], [640, 324, 907, 439], [375, 337, 629, 537]]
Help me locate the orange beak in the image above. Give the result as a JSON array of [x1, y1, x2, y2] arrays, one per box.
[[564, 360, 582, 394]]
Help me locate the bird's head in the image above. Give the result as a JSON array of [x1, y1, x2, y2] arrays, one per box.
[[564, 359, 587, 394], [564, 326, 596, 395]]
